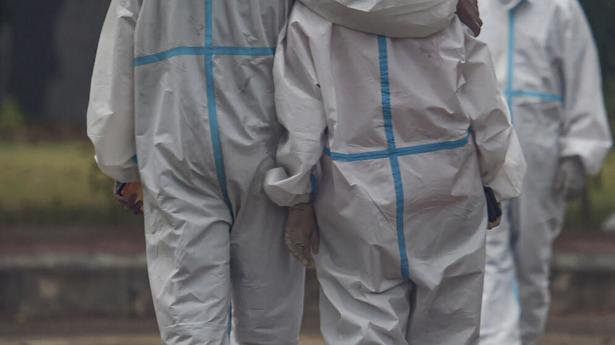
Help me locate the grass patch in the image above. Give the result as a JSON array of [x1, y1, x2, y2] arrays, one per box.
[[1, 140, 614, 229], [0, 141, 140, 226]]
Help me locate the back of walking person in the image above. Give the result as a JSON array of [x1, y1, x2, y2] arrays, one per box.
[[264, 1, 526, 344], [87, 1, 305, 344], [478, 1, 612, 344]]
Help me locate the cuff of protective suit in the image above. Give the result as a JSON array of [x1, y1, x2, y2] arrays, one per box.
[[94, 155, 140, 183], [106, 167, 140, 184], [98, 164, 140, 183], [560, 139, 612, 176], [484, 168, 525, 203], [264, 167, 311, 207]]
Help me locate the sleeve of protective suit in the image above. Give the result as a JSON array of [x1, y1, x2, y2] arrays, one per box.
[[460, 31, 526, 202], [557, 1, 612, 175], [264, 20, 327, 207], [86, 0, 141, 183]]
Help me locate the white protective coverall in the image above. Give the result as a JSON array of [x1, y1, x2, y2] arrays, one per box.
[[87, 1, 305, 344], [264, 2, 527, 344], [478, 1, 613, 344]]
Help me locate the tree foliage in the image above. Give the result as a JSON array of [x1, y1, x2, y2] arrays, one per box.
[[580, 0, 615, 133]]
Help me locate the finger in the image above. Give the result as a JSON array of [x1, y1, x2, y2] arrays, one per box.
[[311, 227, 320, 255], [466, 18, 481, 37], [488, 217, 502, 230], [285, 233, 296, 253], [118, 195, 138, 210], [132, 201, 144, 215], [303, 242, 313, 266], [286, 235, 308, 265], [288, 244, 304, 264], [472, 21, 481, 37]]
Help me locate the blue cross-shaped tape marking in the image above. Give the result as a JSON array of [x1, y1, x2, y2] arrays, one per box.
[[133, 0, 278, 221]]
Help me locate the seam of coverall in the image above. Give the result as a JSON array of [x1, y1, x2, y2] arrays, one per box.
[[132, 0, 280, 222], [320, 36, 474, 281], [378, 35, 411, 280], [504, 0, 563, 126]]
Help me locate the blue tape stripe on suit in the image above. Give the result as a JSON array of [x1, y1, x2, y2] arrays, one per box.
[[396, 135, 468, 156], [205, 0, 213, 47], [205, 57, 234, 219], [505, 9, 517, 122], [324, 148, 390, 162], [324, 135, 469, 162], [204, 0, 234, 220], [134, 47, 205, 66], [310, 174, 318, 202], [134, 46, 275, 66], [378, 36, 410, 280], [212, 46, 275, 56], [510, 89, 563, 102], [226, 304, 232, 337]]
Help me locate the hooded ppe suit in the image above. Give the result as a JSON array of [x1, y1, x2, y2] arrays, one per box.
[[478, 1, 613, 344], [87, 1, 305, 344], [264, 2, 526, 344]]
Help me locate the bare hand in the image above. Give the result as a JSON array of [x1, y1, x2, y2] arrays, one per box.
[[114, 181, 144, 215], [457, 0, 482, 37], [285, 203, 320, 268]]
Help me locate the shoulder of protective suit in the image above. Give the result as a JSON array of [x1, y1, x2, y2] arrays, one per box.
[[287, 3, 333, 36], [548, 0, 584, 17], [543, 0, 587, 30]]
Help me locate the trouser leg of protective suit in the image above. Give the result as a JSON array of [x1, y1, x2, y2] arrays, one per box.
[[512, 198, 563, 345], [229, 180, 305, 345], [406, 264, 484, 345], [316, 251, 485, 345], [316, 256, 412, 345], [144, 183, 233, 345], [314, 222, 484, 345], [480, 204, 521, 345], [144, 177, 304, 345]]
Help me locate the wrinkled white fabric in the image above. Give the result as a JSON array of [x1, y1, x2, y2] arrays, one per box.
[[265, 3, 525, 344], [299, 0, 458, 38], [478, 1, 612, 344], [87, 1, 305, 345], [481, 202, 521, 345]]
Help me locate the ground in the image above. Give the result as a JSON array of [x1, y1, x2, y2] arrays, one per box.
[[1, 313, 615, 345]]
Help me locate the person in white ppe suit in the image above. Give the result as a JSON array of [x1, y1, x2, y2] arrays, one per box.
[[87, 0, 485, 344], [264, 1, 526, 344], [478, 1, 613, 345], [87, 1, 306, 344]]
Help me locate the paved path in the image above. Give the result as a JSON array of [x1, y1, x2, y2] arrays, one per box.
[[1, 315, 615, 345], [1, 334, 614, 345]]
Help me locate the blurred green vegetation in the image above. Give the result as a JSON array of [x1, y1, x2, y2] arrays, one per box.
[[0, 141, 613, 229], [565, 151, 615, 230], [0, 141, 140, 226], [0, 96, 26, 140]]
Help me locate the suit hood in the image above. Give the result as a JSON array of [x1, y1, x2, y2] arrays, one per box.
[[299, 0, 458, 38]]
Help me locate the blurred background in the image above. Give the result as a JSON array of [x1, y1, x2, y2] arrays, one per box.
[[1, 1, 615, 344]]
